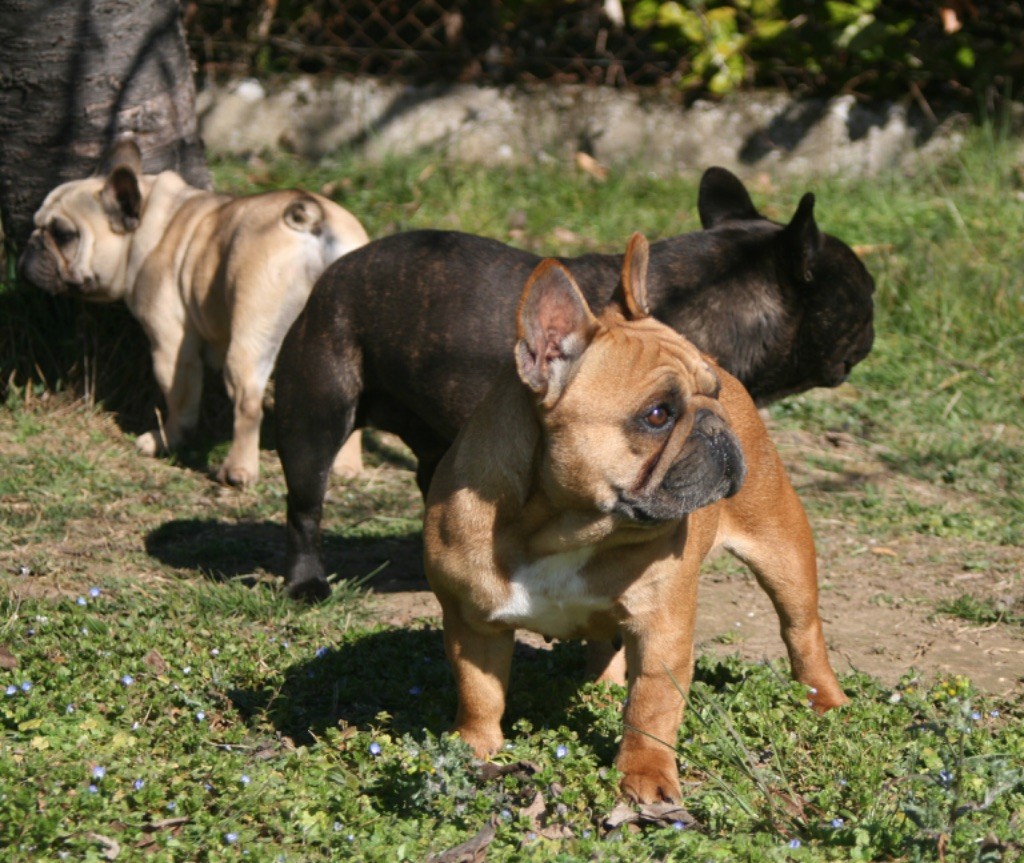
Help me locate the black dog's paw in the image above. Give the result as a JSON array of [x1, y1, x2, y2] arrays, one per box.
[[286, 576, 332, 604]]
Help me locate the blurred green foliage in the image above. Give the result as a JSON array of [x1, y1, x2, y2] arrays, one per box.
[[629, 0, 1023, 106]]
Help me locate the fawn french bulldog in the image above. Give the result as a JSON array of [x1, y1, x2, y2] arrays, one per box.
[[422, 234, 847, 803], [20, 139, 369, 486]]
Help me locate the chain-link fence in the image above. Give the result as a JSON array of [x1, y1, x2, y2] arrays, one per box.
[[184, 0, 684, 88]]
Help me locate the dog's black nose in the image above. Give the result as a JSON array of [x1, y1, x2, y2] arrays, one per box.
[[692, 409, 747, 498]]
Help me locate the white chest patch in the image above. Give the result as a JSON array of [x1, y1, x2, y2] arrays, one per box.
[[490, 547, 612, 639]]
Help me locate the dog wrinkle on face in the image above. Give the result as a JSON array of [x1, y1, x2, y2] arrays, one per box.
[[543, 316, 731, 521]]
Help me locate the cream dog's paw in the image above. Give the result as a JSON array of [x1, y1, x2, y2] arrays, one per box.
[[135, 430, 166, 457], [217, 460, 257, 488]]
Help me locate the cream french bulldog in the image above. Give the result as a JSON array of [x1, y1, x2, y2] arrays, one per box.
[[19, 140, 369, 486], [423, 233, 847, 803]]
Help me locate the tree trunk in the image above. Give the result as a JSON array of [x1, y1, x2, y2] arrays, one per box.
[[0, 0, 210, 253]]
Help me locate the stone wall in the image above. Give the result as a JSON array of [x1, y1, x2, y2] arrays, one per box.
[[197, 76, 969, 178]]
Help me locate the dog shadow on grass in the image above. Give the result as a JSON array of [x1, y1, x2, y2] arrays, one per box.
[[145, 516, 426, 592], [227, 626, 603, 757]]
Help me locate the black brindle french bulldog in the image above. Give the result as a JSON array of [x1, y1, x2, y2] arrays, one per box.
[[275, 166, 875, 601]]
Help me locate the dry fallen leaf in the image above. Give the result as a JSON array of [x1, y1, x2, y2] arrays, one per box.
[[0, 644, 18, 670], [575, 151, 608, 181], [603, 800, 700, 831], [144, 649, 168, 675], [428, 824, 496, 863], [87, 832, 121, 861]]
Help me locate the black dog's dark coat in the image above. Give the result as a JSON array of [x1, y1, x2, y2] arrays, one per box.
[[275, 167, 875, 600]]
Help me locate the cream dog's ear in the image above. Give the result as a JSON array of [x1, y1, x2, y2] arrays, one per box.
[[99, 139, 144, 233], [515, 258, 598, 399]]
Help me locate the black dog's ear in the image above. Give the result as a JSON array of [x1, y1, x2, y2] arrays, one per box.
[[515, 258, 598, 398], [698, 166, 761, 228], [101, 163, 143, 234], [780, 193, 824, 284]]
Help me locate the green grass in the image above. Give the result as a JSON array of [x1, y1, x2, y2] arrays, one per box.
[[2, 126, 1024, 860], [2, 580, 1021, 861]]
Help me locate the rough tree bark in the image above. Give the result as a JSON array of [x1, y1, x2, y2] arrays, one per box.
[[0, 0, 210, 254]]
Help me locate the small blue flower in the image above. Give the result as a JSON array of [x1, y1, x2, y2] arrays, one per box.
[[971, 710, 982, 721], [210, 648, 220, 657], [555, 744, 568, 760], [166, 801, 177, 812], [195, 711, 206, 722], [133, 779, 145, 791], [5, 685, 16, 696], [789, 838, 801, 848], [369, 741, 382, 756], [182, 666, 191, 675], [314, 646, 328, 659], [671, 820, 686, 830], [89, 587, 101, 598], [87, 784, 99, 794], [499, 809, 512, 821], [831, 817, 844, 828], [76, 597, 87, 606], [224, 832, 239, 845], [66, 704, 75, 714], [240, 774, 251, 786], [939, 769, 954, 785], [990, 710, 1001, 718], [20, 681, 32, 693], [120, 674, 135, 687], [91, 766, 106, 780]]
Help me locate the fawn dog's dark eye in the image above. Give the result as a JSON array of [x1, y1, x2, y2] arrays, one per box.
[[643, 403, 673, 430]]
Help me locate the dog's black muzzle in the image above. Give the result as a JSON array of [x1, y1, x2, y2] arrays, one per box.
[[615, 409, 747, 524], [18, 235, 65, 295]]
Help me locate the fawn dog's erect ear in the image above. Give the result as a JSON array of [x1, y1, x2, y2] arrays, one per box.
[[515, 258, 598, 399], [612, 232, 651, 320]]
